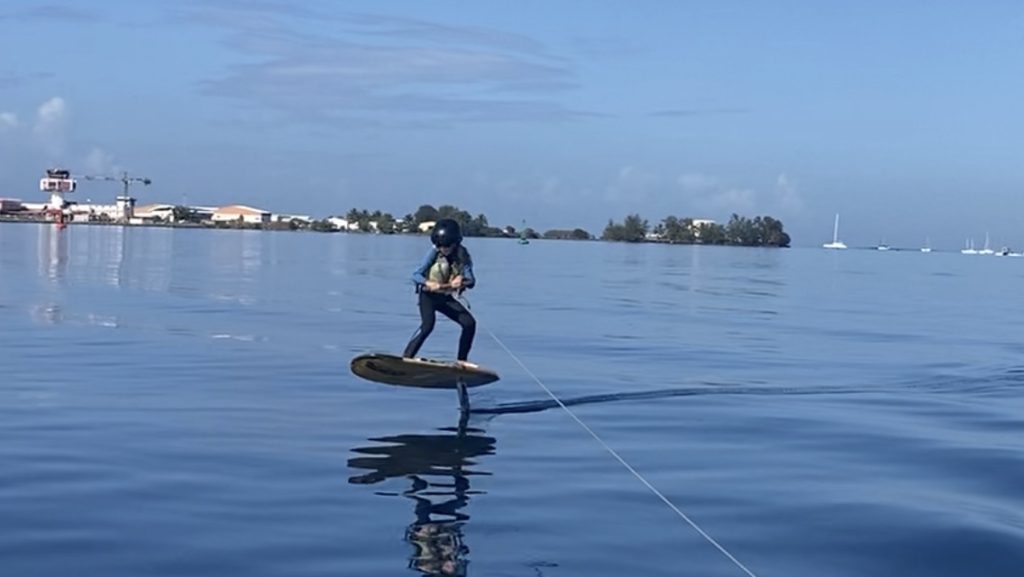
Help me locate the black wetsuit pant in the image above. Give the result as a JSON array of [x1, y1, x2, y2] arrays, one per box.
[[403, 291, 476, 361]]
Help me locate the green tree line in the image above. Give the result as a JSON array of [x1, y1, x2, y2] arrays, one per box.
[[335, 204, 503, 236], [602, 213, 790, 247], [333, 204, 594, 240], [171, 200, 789, 247]]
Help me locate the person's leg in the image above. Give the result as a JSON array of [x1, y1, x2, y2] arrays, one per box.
[[403, 292, 437, 358], [436, 297, 476, 361]]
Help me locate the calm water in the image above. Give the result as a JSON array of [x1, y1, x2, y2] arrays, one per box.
[[1, 223, 1022, 576]]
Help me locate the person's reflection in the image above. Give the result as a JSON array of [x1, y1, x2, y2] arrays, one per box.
[[348, 413, 496, 576]]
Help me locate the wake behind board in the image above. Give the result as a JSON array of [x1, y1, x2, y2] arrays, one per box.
[[350, 353, 500, 389]]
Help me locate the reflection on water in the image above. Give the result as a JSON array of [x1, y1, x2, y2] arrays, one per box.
[[38, 223, 68, 283], [241, 229, 263, 275], [29, 302, 64, 325], [211, 229, 266, 277], [32, 225, 68, 325], [348, 413, 496, 576], [103, 224, 127, 288]]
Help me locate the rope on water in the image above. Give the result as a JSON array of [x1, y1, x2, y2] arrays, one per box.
[[458, 294, 760, 577]]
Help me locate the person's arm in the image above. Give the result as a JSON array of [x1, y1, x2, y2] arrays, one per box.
[[411, 248, 437, 286], [459, 250, 476, 289]]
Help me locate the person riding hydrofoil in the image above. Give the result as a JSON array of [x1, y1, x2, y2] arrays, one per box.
[[403, 219, 477, 368]]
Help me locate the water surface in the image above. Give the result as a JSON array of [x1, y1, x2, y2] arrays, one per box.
[[1, 223, 1022, 576]]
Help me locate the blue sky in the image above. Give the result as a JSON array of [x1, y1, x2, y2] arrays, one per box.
[[1, 1, 1022, 247]]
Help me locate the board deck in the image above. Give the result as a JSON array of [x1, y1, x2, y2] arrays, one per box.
[[350, 353, 500, 389]]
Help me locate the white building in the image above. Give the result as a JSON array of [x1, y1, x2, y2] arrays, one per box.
[[0, 199, 24, 213], [133, 204, 176, 222], [273, 214, 313, 224], [39, 168, 76, 209], [73, 197, 135, 222], [327, 217, 351, 230], [211, 205, 271, 224], [691, 218, 716, 238], [116, 196, 136, 220], [327, 217, 368, 231], [190, 206, 217, 221]]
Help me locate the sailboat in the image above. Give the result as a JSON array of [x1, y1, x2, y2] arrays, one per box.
[[518, 220, 530, 245], [920, 237, 932, 253], [978, 232, 994, 255], [822, 214, 847, 249], [961, 238, 977, 255]]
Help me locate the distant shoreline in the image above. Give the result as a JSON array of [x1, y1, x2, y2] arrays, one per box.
[[0, 215, 584, 239], [0, 215, 796, 248]]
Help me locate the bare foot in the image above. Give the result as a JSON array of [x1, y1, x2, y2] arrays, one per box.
[[455, 360, 478, 369]]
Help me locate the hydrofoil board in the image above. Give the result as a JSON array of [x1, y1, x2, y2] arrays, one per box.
[[350, 353, 499, 389]]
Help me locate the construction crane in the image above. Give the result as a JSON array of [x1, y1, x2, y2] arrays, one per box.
[[81, 171, 152, 222], [82, 171, 152, 198]]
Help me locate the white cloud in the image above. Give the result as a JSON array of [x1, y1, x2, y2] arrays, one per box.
[[36, 97, 66, 126], [605, 165, 660, 201], [598, 167, 799, 219], [0, 112, 17, 130], [675, 171, 758, 215], [709, 187, 757, 213], [541, 176, 560, 195], [186, 6, 585, 126], [32, 97, 67, 157], [676, 172, 718, 191], [84, 147, 118, 175], [774, 173, 804, 213]]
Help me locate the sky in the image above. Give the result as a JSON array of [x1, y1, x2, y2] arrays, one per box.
[[1, 0, 1023, 248]]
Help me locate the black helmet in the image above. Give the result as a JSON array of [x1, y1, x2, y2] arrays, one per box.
[[430, 218, 462, 247]]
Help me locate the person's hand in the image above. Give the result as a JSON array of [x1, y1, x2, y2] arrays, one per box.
[[450, 276, 463, 289], [424, 280, 441, 291]]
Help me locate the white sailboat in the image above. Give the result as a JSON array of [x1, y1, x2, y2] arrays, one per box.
[[920, 237, 932, 253], [822, 214, 847, 249], [961, 238, 977, 255], [978, 232, 994, 255]]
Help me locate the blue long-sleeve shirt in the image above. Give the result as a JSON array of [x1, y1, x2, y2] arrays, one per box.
[[411, 247, 475, 290]]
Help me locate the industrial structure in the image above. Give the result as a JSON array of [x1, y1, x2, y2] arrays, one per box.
[[35, 167, 151, 225], [1, 166, 320, 231], [83, 171, 152, 222]]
